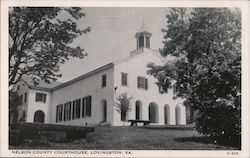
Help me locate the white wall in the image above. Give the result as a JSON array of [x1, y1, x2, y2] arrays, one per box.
[[113, 49, 186, 126], [26, 89, 52, 123], [50, 67, 115, 126]]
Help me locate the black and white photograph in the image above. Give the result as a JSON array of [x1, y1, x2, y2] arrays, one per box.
[[1, 0, 250, 157]]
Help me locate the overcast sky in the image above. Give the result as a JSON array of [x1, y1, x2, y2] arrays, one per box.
[[58, 7, 167, 82]]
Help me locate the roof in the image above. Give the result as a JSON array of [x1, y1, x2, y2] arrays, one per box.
[[21, 76, 62, 91]]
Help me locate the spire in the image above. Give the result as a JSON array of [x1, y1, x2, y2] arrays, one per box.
[[139, 20, 147, 31]]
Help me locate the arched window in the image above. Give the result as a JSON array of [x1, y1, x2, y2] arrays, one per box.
[[34, 110, 45, 123]]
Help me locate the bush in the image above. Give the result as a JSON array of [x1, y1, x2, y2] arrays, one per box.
[[9, 122, 95, 146], [195, 105, 241, 147]]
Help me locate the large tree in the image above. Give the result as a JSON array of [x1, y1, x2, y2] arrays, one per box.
[[9, 7, 90, 88], [147, 8, 241, 145]]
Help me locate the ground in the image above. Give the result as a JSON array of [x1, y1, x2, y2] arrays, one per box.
[[13, 126, 238, 150]]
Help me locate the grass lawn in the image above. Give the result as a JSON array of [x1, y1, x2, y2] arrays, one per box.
[[15, 126, 238, 150]]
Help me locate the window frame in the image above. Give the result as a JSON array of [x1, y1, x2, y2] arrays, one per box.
[[137, 76, 148, 90], [102, 74, 107, 88], [138, 36, 144, 48], [85, 96, 92, 117], [121, 72, 128, 86], [56, 104, 63, 122], [35, 93, 46, 103], [63, 101, 72, 121], [146, 36, 150, 48], [72, 99, 81, 119]]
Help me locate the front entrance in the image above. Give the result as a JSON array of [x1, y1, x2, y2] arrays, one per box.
[[34, 110, 45, 123]]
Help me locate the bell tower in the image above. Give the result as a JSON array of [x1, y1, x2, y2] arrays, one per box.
[[135, 21, 152, 49]]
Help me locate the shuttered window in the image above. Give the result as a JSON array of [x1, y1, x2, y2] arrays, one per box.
[[73, 99, 81, 119], [137, 76, 148, 90], [86, 96, 92, 117], [64, 102, 71, 121], [56, 104, 63, 122], [35, 93, 46, 103], [102, 75, 107, 88]]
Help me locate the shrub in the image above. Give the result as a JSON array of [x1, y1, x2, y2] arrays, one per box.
[[9, 122, 95, 146], [195, 105, 241, 147]]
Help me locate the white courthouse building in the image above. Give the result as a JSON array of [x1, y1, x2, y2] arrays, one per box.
[[10, 28, 188, 126]]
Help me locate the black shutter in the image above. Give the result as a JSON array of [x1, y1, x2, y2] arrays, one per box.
[[56, 106, 58, 122], [64, 104, 66, 121], [82, 98, 85, 117], [86, 96, 92, 116], [69, 102, 72, 120]]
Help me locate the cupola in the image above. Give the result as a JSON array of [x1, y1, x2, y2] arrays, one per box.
[[135, 21, 152, 49]]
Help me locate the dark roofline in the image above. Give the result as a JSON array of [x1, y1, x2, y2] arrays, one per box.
[[51, 62, 114, 91], [29, 85, 51, 91]]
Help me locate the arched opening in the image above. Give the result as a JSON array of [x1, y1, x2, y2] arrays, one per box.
[[135, 100, 142, 120], [148, 102, 159, 123], [101, 99, 107, 122], [175, 105, 181, 125], [34, 110, 45, 123], [164, 104, 170, 124], [186, 106, 195, 124]]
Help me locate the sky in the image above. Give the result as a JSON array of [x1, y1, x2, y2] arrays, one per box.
[[58, 7, 167, 82]]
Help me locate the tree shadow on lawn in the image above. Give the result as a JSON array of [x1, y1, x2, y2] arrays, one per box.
[[174, 136, 240, 149]]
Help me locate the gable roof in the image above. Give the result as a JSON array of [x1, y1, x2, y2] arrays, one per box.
[[21, 76, 62, 91]]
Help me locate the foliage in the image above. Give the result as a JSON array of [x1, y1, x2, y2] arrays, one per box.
[[9, 7, 91, 88], [9, 122, 95, 145], [147, 8, 241, 145], [115, 94, 133, 122]]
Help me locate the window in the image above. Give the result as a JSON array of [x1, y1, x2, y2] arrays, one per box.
[[18, 95, 23, 105], [146, 36, 150, 48], [139, 36, 144, 48], [35, 93, 46, 103], [86, 96, 92, 117], [64, 102, 71, 121], [121, 72, 128, 86], [102, 75, 107, 88], [56, 104, 63, 122], [81, 96, 92, 117], [24, 93, 27, 103], [17, 85, 20, 90], [72, 99, 81, 119], [137, 76, 148, 90], [82, 98, 85, 117]]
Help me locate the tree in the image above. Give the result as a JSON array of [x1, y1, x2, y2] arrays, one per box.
[[9, 7, 90, 88], [115, 94, 133, 124], [147, 8, 241, 146]]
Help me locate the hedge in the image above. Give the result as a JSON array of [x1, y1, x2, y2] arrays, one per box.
[[9, 122, 95, 146]]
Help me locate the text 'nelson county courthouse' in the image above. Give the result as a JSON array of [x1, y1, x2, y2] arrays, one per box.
[[10, 27, 192, 126]]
